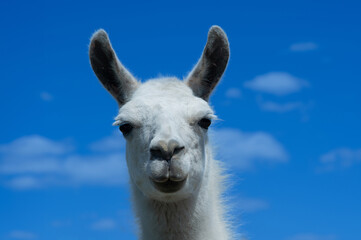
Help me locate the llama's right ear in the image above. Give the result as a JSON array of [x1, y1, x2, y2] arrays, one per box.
[[89, 29, 138, 106], [186, 26, 230, 101]]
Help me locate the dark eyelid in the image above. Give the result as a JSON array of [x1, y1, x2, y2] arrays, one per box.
[[119, 121, 132, 126]]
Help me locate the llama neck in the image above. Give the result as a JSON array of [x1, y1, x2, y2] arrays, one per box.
[[130, 155, 231, 240]]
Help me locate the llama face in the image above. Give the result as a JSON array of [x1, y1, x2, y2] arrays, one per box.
[[113, 78, 215, 201], [89, 26, 229, 202]]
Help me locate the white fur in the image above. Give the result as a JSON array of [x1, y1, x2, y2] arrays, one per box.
[[89, 26, 233, 240], [115, 78, 233, 240]]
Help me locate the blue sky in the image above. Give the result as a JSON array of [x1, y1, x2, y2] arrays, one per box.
[[1, 0, 361, 239]]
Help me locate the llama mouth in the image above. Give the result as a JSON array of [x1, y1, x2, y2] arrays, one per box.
[[150, 178, 186, 193]]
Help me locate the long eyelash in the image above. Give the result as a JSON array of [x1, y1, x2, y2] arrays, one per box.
[[112, 120, 122, 126], [208, 114, 218, 120]]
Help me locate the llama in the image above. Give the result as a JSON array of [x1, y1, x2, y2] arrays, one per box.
[[89, 26, 232, 240]]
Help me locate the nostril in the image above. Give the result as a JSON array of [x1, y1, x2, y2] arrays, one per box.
[[150, 146, 185, 161], [150, 148, 163, 159], [173, 146, 185, 155], [150, 140, 185, 161]]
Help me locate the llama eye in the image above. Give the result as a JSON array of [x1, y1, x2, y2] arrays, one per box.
[[119, 123, 134, 136], [198, 118, 211, 129]]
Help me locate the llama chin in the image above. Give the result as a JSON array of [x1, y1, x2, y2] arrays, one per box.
[[89, 26, 234, 240]]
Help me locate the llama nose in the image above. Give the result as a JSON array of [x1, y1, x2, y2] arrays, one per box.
[[150, 139, 185, 161]]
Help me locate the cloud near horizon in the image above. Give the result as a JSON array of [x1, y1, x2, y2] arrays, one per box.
[[244, 72, 309, 96]]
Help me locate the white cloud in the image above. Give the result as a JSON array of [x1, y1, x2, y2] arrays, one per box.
[[0, 134, 128, 190], [6, 176, 42, 190], [287, 233, 336, 240], [51, 219, 72, 228], [8, 231, 37, 239], [40, 92, 53, 101], [89, 132, 125, 152], [244, 72, 309, 96], [211, 128, 288, 170], [290, 42, 318, 52], [319, 148, 361, 171], [225, 88, 242, 99], [91, 218, 116, 230], [62, 154, 127, 185], [238, 197, 269, 212], [259, 100, 302, 113], [0, 135, 72, 157]]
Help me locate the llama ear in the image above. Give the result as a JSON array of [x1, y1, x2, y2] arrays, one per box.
[[89, 29, 138, 106], [186, 26, 230, 101]]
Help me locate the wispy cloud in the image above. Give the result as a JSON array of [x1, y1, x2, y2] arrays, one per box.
[[91, 218, 117, 231], [51, 219, 72, 228], [238, 196, 269, 213], [6, 176, 42, 190], [244, 72, 309, 96], [287, 233, 336, 240], [8, 231, 37, 239], [0, 133, 128, 189], [0, 135, 72, 157], [225, 88, 242, 99], [258, 100, 303, 113], [40, 92, 53, 101], [319, 148, 361, 171], [89, 134, 124, 152], [290, 42, 318, 52], [211, 128, 288, 170]]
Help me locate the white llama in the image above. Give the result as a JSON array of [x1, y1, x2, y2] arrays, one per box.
[[89, 26, 232, 240]]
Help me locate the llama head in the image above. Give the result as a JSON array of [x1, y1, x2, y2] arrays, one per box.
[[89, 26, 229, 202]]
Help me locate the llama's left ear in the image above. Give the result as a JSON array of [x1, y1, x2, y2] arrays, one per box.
[[186, 26, 230, 101]]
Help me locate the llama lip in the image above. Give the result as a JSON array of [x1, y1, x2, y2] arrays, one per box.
[[150, 178, 186, 193]]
